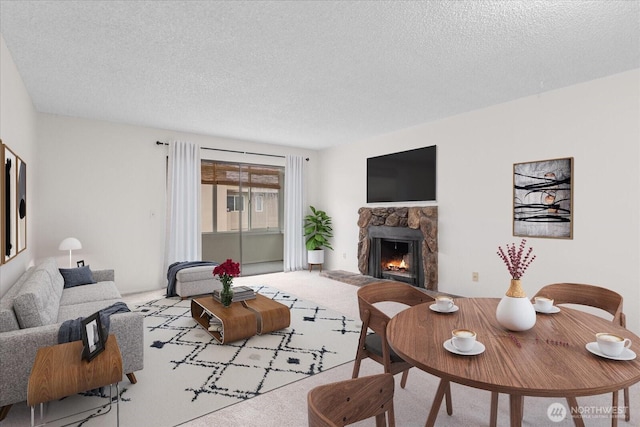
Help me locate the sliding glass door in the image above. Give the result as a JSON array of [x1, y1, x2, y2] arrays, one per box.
[[201, 161, 284, 275]]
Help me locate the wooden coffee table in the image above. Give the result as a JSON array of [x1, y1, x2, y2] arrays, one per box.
[[242, 294, 290, 334], [191, 293, 290, 344]]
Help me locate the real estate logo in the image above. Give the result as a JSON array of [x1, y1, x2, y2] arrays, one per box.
[[547, 402, 567, 422]]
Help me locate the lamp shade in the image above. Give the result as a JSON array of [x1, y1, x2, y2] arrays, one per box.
[[58, 237, 82, 251]]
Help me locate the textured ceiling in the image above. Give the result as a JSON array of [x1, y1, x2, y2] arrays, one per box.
[[1, 1, 638, 150]]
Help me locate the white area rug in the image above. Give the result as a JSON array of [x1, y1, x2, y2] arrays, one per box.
[[16, 285, 361, 426]]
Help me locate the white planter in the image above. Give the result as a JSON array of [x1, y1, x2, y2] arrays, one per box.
[[307, 249, 325, 265], [496, 296, 537, 331]]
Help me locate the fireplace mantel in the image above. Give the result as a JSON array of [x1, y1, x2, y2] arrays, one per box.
[[357, 206, 438, 291]]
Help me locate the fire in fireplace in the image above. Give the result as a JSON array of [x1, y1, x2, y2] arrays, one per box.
[[368, 226, 424, 287]]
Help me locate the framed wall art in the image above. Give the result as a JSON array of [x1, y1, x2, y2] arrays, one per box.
[[1, 141, 27, 263], [513, 157, 573, 239]]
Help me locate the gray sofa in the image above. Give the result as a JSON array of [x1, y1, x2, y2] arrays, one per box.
[[0, 258, 144, 420]]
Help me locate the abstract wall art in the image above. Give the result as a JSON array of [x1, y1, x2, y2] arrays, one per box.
[[513, 157, 573, 239], [1, 141, 27, 263]]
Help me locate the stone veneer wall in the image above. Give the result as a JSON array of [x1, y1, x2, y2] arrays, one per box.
[[357, 206, 438, 291]]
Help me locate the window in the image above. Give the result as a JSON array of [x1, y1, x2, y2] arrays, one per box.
[[201, 161, 283, 232], [227, 194, 244, 212], [255, 195, 264, 212]]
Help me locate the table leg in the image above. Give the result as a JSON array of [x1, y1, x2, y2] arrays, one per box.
[[509, 394, 523, 427], [566, 397, 585, 427], [444, 381, 453, 416], [424, 379, 448, 427], [490, 392, 499, 427], [116, 383, 120, 427], [611, 390, 618, 427]]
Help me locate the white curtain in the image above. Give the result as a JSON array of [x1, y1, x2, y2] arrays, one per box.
[[284, 155, 306, 271], [165, 140, 201, 270]]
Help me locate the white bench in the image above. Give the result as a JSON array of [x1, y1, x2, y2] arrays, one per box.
[[175, 265, 222, 299]]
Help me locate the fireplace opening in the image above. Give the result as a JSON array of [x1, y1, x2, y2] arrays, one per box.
[[380, 240, 415, 282], [368, 226, 424, 287]]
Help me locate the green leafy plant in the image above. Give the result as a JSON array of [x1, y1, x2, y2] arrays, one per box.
[[304, 206, 333, 251]]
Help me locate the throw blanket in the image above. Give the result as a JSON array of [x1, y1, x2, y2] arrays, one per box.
[[57, 302, 131, 344], [166, 261, 218, 297]]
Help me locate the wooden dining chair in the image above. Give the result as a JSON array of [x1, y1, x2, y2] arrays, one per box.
[[307, 373, 395, 427], [352, 281, 453, 415], [489, 283, 628, 427]]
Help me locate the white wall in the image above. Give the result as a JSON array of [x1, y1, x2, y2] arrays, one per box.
[[0, 34, 38, 295], [319, 70, 640, 333], [35, 115, 318, 295]]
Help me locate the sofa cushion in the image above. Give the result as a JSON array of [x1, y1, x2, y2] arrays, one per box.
[[59, 266, 96, 288], [0, 266, 34, 332], [60, 281, 122, 306], [57, 298, 125, 323], [13, 270, 61, 328]]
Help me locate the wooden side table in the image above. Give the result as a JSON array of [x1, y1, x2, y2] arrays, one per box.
[[27, 334, 123, 426]]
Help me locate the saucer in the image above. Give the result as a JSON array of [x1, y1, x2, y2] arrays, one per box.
[[534, 304, 560, 314], [429, 304, 459, 313], [585, 342, 636, 361], [443, 339, 485, 356]]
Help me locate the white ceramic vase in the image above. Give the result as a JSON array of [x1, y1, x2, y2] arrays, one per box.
[[496, 279, 536, 331]]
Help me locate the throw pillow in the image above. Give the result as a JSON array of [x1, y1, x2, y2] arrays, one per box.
[[59, 265, 96, 288]]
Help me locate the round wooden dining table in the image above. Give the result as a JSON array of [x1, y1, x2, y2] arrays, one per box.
[[386, 298, 640, 427]]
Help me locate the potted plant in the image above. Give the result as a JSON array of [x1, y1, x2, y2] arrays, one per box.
[[304, 206, 333, 266]]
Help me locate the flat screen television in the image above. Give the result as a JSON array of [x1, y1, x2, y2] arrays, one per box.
[[367, 145, 436, 203]]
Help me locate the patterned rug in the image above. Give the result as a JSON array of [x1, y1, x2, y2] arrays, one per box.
[[30, 286, 361, 426]]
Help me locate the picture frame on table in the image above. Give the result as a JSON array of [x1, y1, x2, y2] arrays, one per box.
[[77, 260, 85, 267], [513, 157, 573, 239], [81, 311, 106, 361]]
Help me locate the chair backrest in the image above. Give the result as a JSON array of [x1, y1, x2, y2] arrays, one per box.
[[533, 283, 625, 326], [357, 281, 433, 335], [307, 373, 395, 427]]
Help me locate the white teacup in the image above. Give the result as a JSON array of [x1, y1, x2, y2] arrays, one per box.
[[451, 328, 477, 352], [435, 296, 454, 311], [596, 332, 632, 357], [534, 296, 554, 312]]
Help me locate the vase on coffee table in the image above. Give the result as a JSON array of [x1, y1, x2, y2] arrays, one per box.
[[220, 282, 233, 307], [213, 259, 241, 308]]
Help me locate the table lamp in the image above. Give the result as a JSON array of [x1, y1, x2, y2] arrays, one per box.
[[58, 237, 82, 268]]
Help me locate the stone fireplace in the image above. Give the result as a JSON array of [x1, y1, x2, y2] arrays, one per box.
[[357, 207, 438, 291]]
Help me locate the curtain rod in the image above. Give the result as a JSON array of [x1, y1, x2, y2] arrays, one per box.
[[156, 141, 308, 161]]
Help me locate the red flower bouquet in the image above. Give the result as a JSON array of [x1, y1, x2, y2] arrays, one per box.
[[213, 259, 240, 306]]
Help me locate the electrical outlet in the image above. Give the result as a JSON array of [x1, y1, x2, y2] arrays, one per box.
[[342, 252, 347, 259], [472, 272, 479, 282]]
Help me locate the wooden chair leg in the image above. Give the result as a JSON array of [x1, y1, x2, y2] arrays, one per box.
[[489, 392, 498, 427], [400, 369, 409, 388], [126, 372, 137, 384], [0, 405, 12, 421], [444, 380, 453, 416]]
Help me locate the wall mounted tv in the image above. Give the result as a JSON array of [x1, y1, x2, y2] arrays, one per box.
[[367, 145, 436, 203]]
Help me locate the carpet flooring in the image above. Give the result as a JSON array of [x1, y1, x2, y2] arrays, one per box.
[[2, 282, 360, 427], [4, 271, 638, 426]]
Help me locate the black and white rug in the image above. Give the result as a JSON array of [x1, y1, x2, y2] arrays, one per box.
[[29, 286, 361, 426]]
